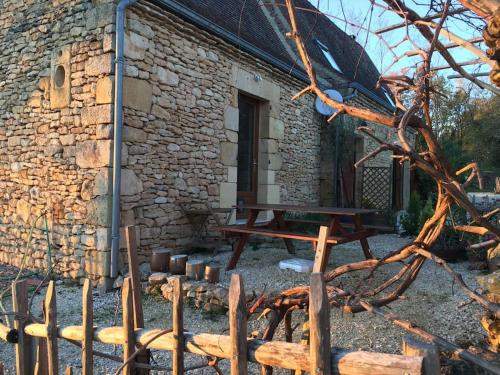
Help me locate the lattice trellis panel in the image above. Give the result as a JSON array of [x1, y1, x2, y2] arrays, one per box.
[[362, 167, 392, 210]]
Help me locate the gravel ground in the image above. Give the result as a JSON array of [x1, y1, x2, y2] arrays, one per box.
[[0, 234, 497, 374]]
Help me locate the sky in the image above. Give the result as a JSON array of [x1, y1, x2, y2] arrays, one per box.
[[307, 0, 488, 89]]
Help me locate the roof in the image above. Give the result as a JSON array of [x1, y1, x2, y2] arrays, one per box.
[[148, 0, 393, 109], [274, 0, 391, 104]]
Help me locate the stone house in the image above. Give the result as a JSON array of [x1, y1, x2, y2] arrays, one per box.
[[0, 0, 410, 285]]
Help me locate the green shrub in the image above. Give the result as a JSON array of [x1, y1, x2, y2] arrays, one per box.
[[419, 197, 434, 229], [401, 192, 422, 235]]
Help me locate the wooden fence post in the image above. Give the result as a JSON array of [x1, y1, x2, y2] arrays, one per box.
[[125, 225, 145, 329], [402, 335, 440, 375], [82, 279, 93, 375], [34, 338, 48, 375], [0, 362, 4, 375], [122, 278, 136, 375], [64, 367, 73, 375], [45, 281, 59, 375], [125, 225, 150, 375], [12, 280, 34, 375], [172, 276, 184, 375], [309, 273, 331, 375], [229, 274, 248, 375], [313, 226, 330, 273]]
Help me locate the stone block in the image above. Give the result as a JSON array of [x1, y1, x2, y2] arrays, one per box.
[[227, 166, 237, 183], [219, 182, 237, 208], [16, 199, 31, 223], [157, 67, 179, 86], [258, 169, 275, 185], [230, 66, 280, 102], [96, 227, 111, 252], [261, 117, 284, 140], [128, 19, 155, 39], [260, 139, 278, 153], [123, 126, 148, 143], [94, 168, 112, 196], [123, 77, 153, 113], [226, 130, 238, 143], [124, 31, 149, 60], [85, 251, 110, 277], [85, 53, 114, 76], [96, 76, 114, 104], [224, 106, 239, 131], [261, 153, 282, 171], [76, 140, 112, 168], [60, 134, 75, 146], [86, 196, 112, 226], [220, 142, 238, 166], [80, 180, 93, 201], [81, 104, 113, 126], [121, 169, 143, 196], [96, 124, 113, 139], [50, 45, 71, 109]]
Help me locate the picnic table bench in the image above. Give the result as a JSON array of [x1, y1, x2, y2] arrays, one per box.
[[215, 204, 379, 270]]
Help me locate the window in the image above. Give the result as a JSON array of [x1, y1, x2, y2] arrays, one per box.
[[382, 87, 396, 107], [316, 40, 343, 73]]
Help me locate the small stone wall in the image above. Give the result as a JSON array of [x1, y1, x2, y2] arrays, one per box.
[[147, 273, 230, 314]]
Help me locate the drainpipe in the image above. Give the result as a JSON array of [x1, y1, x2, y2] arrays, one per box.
[[111, 0, 137, 278]]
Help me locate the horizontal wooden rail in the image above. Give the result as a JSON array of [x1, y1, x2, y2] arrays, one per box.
[[0, 322, 17, 343], [24, 324, 423, 374]]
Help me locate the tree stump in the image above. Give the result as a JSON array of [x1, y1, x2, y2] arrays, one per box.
[[151, 249, 171, 273], [170, 255, 188, 275], [205, 265, 220, 284], [186, 260, 205, 280]]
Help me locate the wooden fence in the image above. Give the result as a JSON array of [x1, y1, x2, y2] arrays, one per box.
[[0, 272, 441, 375]]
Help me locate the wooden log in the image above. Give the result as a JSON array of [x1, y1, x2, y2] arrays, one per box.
[[125, 225, 145, 329], [151, 249, 171, 273], [45, 281, 58, 375], [229, 274, 247, 375], [24, 324, 425, 374], [204, 265, 220, 284], [170, 255, 188, 275], [0, 322, 17, 343], [172, 276, 184, 375], [309, 273, 331, 375], [64, 367, 73, 375], [122, 278, 136, 375], [82, 279, 93, 375], [402, 335, 440, 375], [185, 260, 205, 280], [312, 226, 330, 273], [0, 362, 4, 375], [12, 280, 33, 375]]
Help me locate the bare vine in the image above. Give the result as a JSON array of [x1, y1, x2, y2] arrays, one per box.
[[251, 0, 500, 370]]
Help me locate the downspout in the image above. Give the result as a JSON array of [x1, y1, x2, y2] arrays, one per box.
[[111, 0, 137, 278]]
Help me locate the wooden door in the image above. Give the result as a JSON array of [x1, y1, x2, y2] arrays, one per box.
[[237, 94, 259, 208]]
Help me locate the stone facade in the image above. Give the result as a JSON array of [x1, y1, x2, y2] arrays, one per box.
[[0, 0, 116, 281], [0, 0, 409, 282]]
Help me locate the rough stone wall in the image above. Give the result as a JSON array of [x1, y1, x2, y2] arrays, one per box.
[[115, 3, 323, 258], [0, 0, 116, 281]]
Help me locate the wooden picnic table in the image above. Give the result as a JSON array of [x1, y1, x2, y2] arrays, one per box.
[[215, 204, 379, 271]]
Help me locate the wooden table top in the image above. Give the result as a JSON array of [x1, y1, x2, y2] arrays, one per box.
[[235, 204, 378, 216]]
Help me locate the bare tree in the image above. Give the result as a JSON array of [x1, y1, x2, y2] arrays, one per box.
[[251, 0, 500, 371]]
